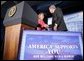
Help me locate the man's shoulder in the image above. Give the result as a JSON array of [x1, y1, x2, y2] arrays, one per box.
[[56, 7, 62, 11]]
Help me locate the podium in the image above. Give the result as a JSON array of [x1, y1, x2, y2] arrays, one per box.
[[3, 1, 38, 60]]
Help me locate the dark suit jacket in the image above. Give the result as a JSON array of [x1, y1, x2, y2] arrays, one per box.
[[52, 7, 67, 31]]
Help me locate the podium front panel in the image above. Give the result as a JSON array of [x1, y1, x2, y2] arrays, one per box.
[[19, 30, 83, 60]]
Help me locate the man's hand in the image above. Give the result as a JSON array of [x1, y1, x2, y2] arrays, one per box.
[[53, 24, 57, 31]]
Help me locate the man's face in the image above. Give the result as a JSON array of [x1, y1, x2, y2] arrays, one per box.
[[49, 8, 55, 13]]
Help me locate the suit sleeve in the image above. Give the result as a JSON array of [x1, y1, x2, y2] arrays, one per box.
[[55, 8, 67, 31], [54, 8, 64, 26]]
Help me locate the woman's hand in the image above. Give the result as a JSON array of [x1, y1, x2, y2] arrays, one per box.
[[37, 27, 41, 30]]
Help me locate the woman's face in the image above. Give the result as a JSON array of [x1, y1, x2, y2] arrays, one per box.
[[38, 13, 44, 20]]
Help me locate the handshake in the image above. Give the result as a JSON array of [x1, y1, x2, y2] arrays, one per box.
[[37, 24, 57, 31], [43, 24, 49, 28], [44, 23, 57, 31], [37, 24, 49, 30]]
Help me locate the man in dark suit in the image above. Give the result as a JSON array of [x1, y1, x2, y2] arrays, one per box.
[[49, 5, 67, 31]]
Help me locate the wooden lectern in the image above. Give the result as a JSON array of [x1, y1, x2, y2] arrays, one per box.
[[3, 1, 38, 60]]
